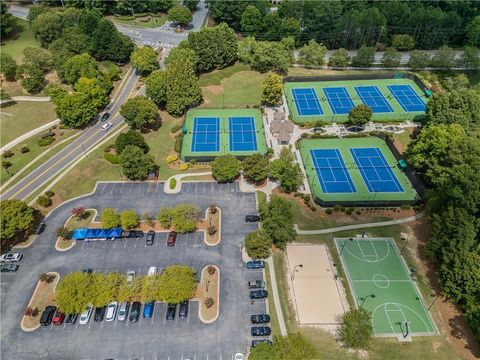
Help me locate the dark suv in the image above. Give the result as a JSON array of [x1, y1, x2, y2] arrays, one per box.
[[123, 230, 144, 239], [166, 303, 176, 321], [251, 314, 271, 324], [129, 302, 141, 322], [246, 260, 265, 269], [251, 326, 271, 336], [250, 290, 268, 299], [179, 300, 189, 318], [94, 306, 106, 322], [40, 306, 57, 326], [245, 215, 260, 222], [146, 231, 155, 246]]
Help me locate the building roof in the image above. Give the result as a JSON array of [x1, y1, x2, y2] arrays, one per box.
[[271, 111, 294, 140]]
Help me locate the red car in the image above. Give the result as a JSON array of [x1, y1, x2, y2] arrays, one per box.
[[167, 231, 177, 247], [52, 310, 65, 326]]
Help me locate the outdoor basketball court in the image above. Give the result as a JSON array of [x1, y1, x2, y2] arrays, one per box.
[[335, 237, 436, 337], [284, 77, 427, 123], [180, 108, 267, 161], [286, 244, 346, 326]]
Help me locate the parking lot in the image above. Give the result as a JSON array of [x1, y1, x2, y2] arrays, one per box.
[[1, 182, 268, 360]]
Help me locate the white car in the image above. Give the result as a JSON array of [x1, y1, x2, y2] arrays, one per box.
[[79, 305, 93, 325], [126, 270, 135, 286], [148, 266, 157, 277], [101, 122, 112, 131], [0, 253, 23, 262], [234, 354, 244, 360], [105, 301, 117, 322]]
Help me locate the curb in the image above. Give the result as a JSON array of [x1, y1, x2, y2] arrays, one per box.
[[20, 271, 60, 332], [54, 209, 97, 252], [164, 171, 212, 194], [197, 265, 220, 324]]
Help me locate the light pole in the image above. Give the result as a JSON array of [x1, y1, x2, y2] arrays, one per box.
[[291, 264, 303, 281], [359, 294, 375, 308], [340, 238, 354, 255]]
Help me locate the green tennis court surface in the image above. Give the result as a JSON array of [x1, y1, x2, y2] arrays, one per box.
[[180, 108, 267, 161], [284, 78, 428, 124], [300, 137, 420, 205], [335, 238, 436, 337]]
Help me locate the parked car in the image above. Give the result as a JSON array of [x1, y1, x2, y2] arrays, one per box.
[[251, 326, 271, 336], [100, 112, 111, 122], [245, 215, 260, 222], [251, 314, 270, 324], [52, 310, 65, 325], [167, 231, 177, 247], [117, 301, 130, 321], [35, 221, 46, 235], [251, 340, 273, 347], [246, 260, 265, 269], [123, 230, 143, 238], [126, 270, 135, 285], [65, 313, 78, 325], [250, 290, 268, 299], [234, 354, 244, 360], [0, 264, 19, 272], [248, 280, 266, 289], [148, 266, 157, 277], [129, 302, 141, 322], [39, 306, 56, 326], [179, 300, 189, 318], [94, 306, 106, 322], [101, 122, 112, 131], [105, 301, 117, 321], [143, 302, 154, 318], [0, 253, 23, 262], [82, 268, 93, 274], [166, 303, 176, 321], [79, 305, 93, 325], [146, 230, 155, 246]]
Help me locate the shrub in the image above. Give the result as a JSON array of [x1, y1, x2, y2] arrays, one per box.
[[303, 194, 311, 202], [356, 210, 362, 215], [41, 131, 55, 139], [189, 159, 196, 165], [207, 265, 216, 275], [207, 225, 217, 235], [36, 195, 52, 207], [20, 146, 30, 153], [204, 297, 214, 308], [45, 190, 55, 198], [174, 133, 183, 153], [38, 137, 54, 146], [39, 273, 55, 283], [346, 208, 353, 215], [57, 227, 72, 239], [103, 152, 120, 164], [310, 206, 317, 211], [333, 205, 341, 212], [169, 177, 177, 189], [2, 150, 14, 158], [340, 206, 346, 212], [326, 208, 333, 214], [166, 154, 179, 164], [179, 163, 189, 171], [400, 204, 411, 210], [209, 204, 218, 214], [170, 124, 182, 133]]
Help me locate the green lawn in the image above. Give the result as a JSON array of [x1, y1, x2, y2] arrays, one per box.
[[1, 19, 41, 62], [198, 63, 252, 87], [1, 129, 79, 187], [1, 101, 57, 145], [264, 263, 281, 337], [111, 14, 167, 28], [394, 131, 413, 152]]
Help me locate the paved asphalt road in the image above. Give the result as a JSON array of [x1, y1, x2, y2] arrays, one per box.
[[1, 182, 267, 360]]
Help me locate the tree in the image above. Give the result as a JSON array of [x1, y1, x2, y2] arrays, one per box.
[[74, 77, 110, 108], [243, 154, 269, 184], [408, 50, 431, 70], [100, 208, 120, 229], [140, 274, 162, 303], [261, 73, 283, 106], [157, 207, 173, 228], [145, 70, 167, 106], [56, 272, 92, 314], [328, 48, 350, 68], [0, 200, 35, 242], [53, 91, 98, 128], [298, 39, 327, 66], [120, 96, 158, 130], [351, 46, 375, 67], [171, 204, 199, 233], [115, 130, 149, 155], [168, 5, 192, 27], [23, 47, 53, 73], [391, 34, 415, 50], [17, 64, 45, 93], [131, 46, 158, 75], [348, 104, 372, 126], [466, 16, 480, 47], [269, 147, 303, 193], [49, 28, 92, 69], [0, 2, 16, 38], [245, 229, 272, 259], [71, 207, 85, 220], [208, 0, 267, 31], [381, 47, 401, 68], [27, 5, 50, 25], [60, 53, 99, 85], [212, 155, 241, 183], [338, 308, 373, 349], [259, 196, 296, 249], [431, 45, 456, 69], [120, 145, 158, 180], [120, 210, 138, 230], [459, 46, 480, 69], [90, 272, 121, 307], [183, 0, 199, 12], [93, 19, 134, 63], [241, 5, 263, 36], [238, 37, 258, 64], [158, 265, 197, 303], [31, 11, 64, 47], [0, 53, 17, 80], [250, 41, 292, 73]]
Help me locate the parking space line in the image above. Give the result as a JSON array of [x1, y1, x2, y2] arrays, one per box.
[[151, 304, 156, 325], [124, 239, 128, 248]]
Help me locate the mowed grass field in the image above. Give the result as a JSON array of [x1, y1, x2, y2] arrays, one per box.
[[1, 19, 40, 62]]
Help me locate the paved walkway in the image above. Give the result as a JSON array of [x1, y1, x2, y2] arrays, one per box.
[[266, 257, 288, 336], [294, 210, 426, 234], [164, 171, 212, 194], [0, 119, 60, 153]]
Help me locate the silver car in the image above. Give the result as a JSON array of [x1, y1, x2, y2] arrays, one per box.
[[79, 305, 93, 325], [105, 301, 117, 322], [117, 301, 130, 321]]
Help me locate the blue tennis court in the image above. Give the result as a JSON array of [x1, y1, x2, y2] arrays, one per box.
[[323, 87, 355, 114], [229, 117, 258, 152], [355, 86, 393, 113], [387, 84, 426, 112], [292, 88, 323, 115], [350, 148, 404, 193], [191, 117, 220, 152], [310, 149, 357, 193]]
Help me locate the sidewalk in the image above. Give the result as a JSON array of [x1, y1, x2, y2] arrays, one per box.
[[0, 119, 60, 153]]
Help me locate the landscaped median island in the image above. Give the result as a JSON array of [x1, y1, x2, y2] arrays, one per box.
[[55, 208, 96, 251], [21, 272, 59, 331], [203, 204, 221, 246], [197, 265, 220, 324]]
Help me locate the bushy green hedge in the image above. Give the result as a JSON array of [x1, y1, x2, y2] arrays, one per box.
[[174, 133, 183, 153], [38, 137, 55, 147], [103, 152, 120, 164]]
